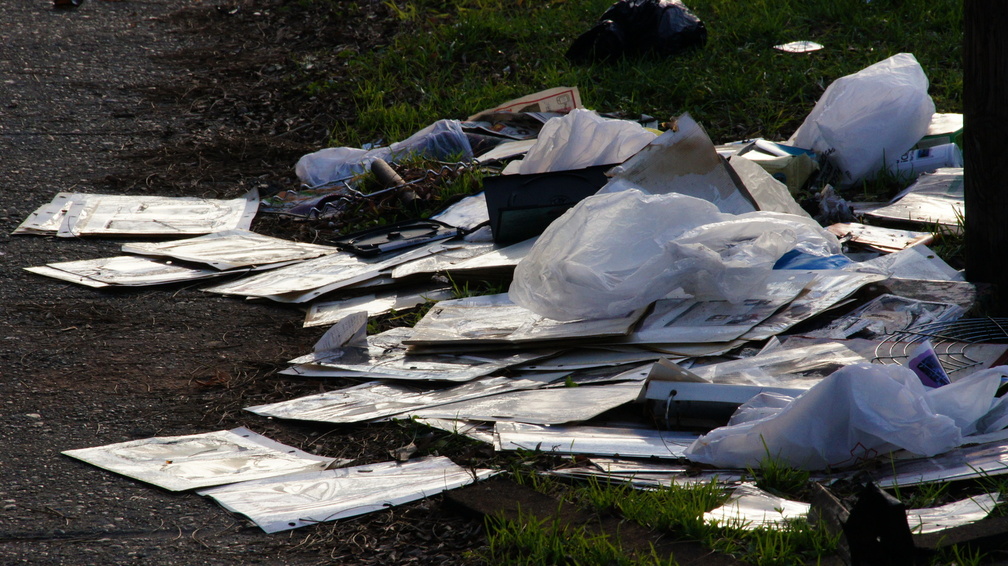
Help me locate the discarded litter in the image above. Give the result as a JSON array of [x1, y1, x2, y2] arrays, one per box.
[[907, 340, 953, 387], [429, 191, 491, 232], [407, 380, 646, 425], [500, 109, 655, 175], [618, 271, 814, 345], [27, 75, 1008, 546], [549, 457, 744, 489], [641, 349, 868, 425], [861, 167, 964, 229], [245, 377, 546, 424], [331, 218, 459, 257], [295, 119, 473, 187], [847, 244, 965, 282], [773, 40, 824, 53], [684, 363, 1008, 470], [62, 428, 343, 491], [874, 318, 1008, 379], [741, 270, 887, 341], [465, 86, 582, 121], [566, 0, 707, 63], [303, 285, 454, 328], [122, 229, 337, 270], [802, 293, 965, 340], [826, 222, 934, 254], [788, 53, 935, 187], [887, 142, 963, 179], [703, 483, 811, 529], [727, 139, 819, 197], [202, 242, 445, 303], [284, 322, 554, 382], [198, 456, 497, 533], [14, 190, 258, 237], [704, 483, 999, 535], [403, 293, 646, 347], [483, 164, 611, 244], [727, 153, 811, 216], [509, 189, 840, 321], [25, 255, 227, 288], [871, 437, 1008, 489], [495, 422, 698, 459], [917, 112, 964, 150], [907, 493, 1000, 534], [600, 114, 758, 214]]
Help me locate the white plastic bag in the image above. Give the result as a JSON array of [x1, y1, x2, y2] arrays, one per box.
[[502, 109, 656, 175], [684, 363, 1005, 471], [788, 53, 935, 187], [508, 189, 841, 320], [295, 119, 473, 186]]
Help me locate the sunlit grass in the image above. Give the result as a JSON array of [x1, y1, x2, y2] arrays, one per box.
[[317, 0, 961, 148]]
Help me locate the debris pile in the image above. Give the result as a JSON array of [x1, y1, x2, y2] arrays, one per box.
[[19, 50, 1003, 559]]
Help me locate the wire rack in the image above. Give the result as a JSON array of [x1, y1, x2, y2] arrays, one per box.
[[874, 318, 1008, 374]]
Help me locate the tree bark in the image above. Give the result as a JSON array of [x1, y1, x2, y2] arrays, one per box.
[[964, 0, 1008, 313]]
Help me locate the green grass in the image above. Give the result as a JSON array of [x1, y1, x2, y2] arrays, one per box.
[[931, 544, 986, 566], [490, 473, 841, 566], [748, 441, 813, 498], [313, 0, 962, 149], [484, 510, 678, 566]]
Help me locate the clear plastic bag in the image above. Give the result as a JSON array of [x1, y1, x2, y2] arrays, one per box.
[[788, 53, 935, 187], [295, 119, 473, 187], [508, 189, 841, 320]]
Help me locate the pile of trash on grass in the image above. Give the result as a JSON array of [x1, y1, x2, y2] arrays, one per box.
[[18, 52, 1001, 559]]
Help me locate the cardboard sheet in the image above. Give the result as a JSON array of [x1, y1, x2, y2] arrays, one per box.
[[495, 422, 698, 459], [287, 326, 554, 382], [15, 190, 257, 237], [404, 293, 645, 348], [245, 377, 545, 424], [122, 229, 337, 270], [203, 243, 441, 303], [407, 381, 645, 425], [26, 255, 227, 287], [62, 428, 340, 491], [199, 456, 497, 533], [304, 286, 454, 328]]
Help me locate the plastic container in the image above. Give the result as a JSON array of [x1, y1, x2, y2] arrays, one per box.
[[887, 142, 962, 179]]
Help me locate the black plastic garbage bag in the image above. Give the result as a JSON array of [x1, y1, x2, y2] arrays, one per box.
[[566, 0, 707, 63]]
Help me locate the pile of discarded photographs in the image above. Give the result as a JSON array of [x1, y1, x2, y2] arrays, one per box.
[[23, 58, 1008, 542]]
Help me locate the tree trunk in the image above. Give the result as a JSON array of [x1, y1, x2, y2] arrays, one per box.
[[964, 0, 1008, 314]]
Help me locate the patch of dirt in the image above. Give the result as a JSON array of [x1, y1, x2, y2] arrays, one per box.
[[108, 0, 403, 197], [0, 1, 488, 564]]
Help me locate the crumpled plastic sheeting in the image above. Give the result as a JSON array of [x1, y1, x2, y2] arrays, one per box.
[[684, 363, 1008, 471], [295, 119, 473, 187], [509, 189, 841, 321], [502, 109, 656, 175], [788, 53, 935, 187]]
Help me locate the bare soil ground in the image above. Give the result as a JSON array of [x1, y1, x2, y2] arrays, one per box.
[[0, 1, 493, 564]]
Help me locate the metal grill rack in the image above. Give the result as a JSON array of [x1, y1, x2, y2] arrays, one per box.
[[874, 318, 1008, 374]]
